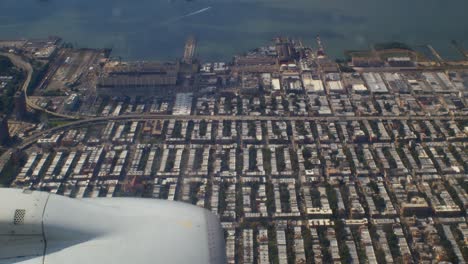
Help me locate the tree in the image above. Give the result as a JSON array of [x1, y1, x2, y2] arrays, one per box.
[[367, 181, 379, 194], [386, 230, 400, 258], [374, 196, 386, 211], [375, 248, 387, 264], [334, 220, 352, 264], [326, 184, 339, 215], [0, 56, 13, 72]]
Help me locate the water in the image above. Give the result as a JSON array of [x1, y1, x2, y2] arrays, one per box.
[[1, 0, 467, 61]]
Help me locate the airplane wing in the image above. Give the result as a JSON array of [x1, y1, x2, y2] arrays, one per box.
[[0, 188, 226, 264]]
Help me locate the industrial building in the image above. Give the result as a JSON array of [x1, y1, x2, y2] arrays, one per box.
[[97, 61, 181, 96]]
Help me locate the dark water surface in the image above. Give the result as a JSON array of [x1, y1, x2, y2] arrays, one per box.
[[1, 0, 467, 61]]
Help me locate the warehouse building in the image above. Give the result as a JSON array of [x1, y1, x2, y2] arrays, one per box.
[[96, 61, 181, 96]]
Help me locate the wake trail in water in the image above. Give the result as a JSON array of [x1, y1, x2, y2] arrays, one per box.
[[162, 6, 212, 24]]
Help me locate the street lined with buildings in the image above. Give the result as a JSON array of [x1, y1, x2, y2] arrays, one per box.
[[1, 36, 468, 263]]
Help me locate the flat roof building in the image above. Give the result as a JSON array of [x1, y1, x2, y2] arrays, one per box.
[[97, 62, 180, 96]]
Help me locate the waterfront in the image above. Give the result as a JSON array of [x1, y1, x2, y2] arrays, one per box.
[[1, 0, 467, 61]]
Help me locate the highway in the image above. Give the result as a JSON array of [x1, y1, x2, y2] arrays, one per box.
[[31, 112, 468, 124], [0, 52, 81, 120], [2, 52, 467, 152], [14, 112, 468, 150], [3, 51, 467, 121]]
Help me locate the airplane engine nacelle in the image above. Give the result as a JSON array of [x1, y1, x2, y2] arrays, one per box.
[[0, 188, 226, 264]]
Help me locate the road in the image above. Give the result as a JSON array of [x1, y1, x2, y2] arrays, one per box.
[[14, 113, 468, 151], [0, 52, 81, 120], [2, 52, 467, 152]]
